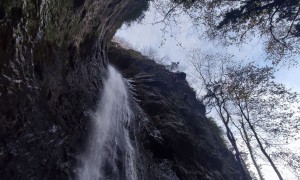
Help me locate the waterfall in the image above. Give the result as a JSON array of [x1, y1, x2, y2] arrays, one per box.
[[77, 65, 137, 180]]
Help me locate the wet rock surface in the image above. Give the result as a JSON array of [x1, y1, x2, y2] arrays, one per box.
[[0, 0, 136, 179], [108, 44, 248, 180]]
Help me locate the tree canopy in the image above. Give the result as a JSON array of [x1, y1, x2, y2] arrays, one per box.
[[209, 0, 300, 63], [154, 0, 300, 64], [189, 50, 300, 179]]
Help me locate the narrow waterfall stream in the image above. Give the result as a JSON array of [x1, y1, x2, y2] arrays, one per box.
[[77, 65, 137, 180]]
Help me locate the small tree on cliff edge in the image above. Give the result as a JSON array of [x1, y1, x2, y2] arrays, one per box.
[[189, 50, 300, 179]]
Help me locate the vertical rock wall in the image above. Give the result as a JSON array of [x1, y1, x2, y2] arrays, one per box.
[[0, 0, 135, 178], [108, 45, 249, 180]]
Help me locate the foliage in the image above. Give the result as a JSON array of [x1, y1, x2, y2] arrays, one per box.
[[141, 46, 163, 62], [123, 0, 151, 25], [166, 61, 179, 71], [141, 46, 186, 73], [189, 49, 300, 179], [153, 0, 300, 64], [207, 116, 226, 146], [224, 64, 299, 142], [205, 0, 300, 64]]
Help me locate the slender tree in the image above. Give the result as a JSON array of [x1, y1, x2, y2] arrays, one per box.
[[233, 117, 265, 180], [189, 50, 300, 179]]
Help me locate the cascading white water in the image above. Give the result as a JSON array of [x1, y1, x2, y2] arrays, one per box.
[[77, 65, 137, 180]]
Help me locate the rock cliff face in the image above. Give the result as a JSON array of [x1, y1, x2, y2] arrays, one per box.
[[0, 0, 247, 179], [108, 44, 247, 179], [0, 0, 138, 179]]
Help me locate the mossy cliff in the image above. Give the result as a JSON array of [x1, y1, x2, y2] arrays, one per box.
[[0, 0, 248, 179]]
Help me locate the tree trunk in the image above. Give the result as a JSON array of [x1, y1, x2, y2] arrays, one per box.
[[240, 123, 264, 180], [214, 100, 250, 180], [239, 107, 283, 180]]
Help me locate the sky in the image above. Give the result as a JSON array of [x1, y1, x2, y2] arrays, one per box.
[[115, 2, 300, 180], [116, 3, 300, 94]]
